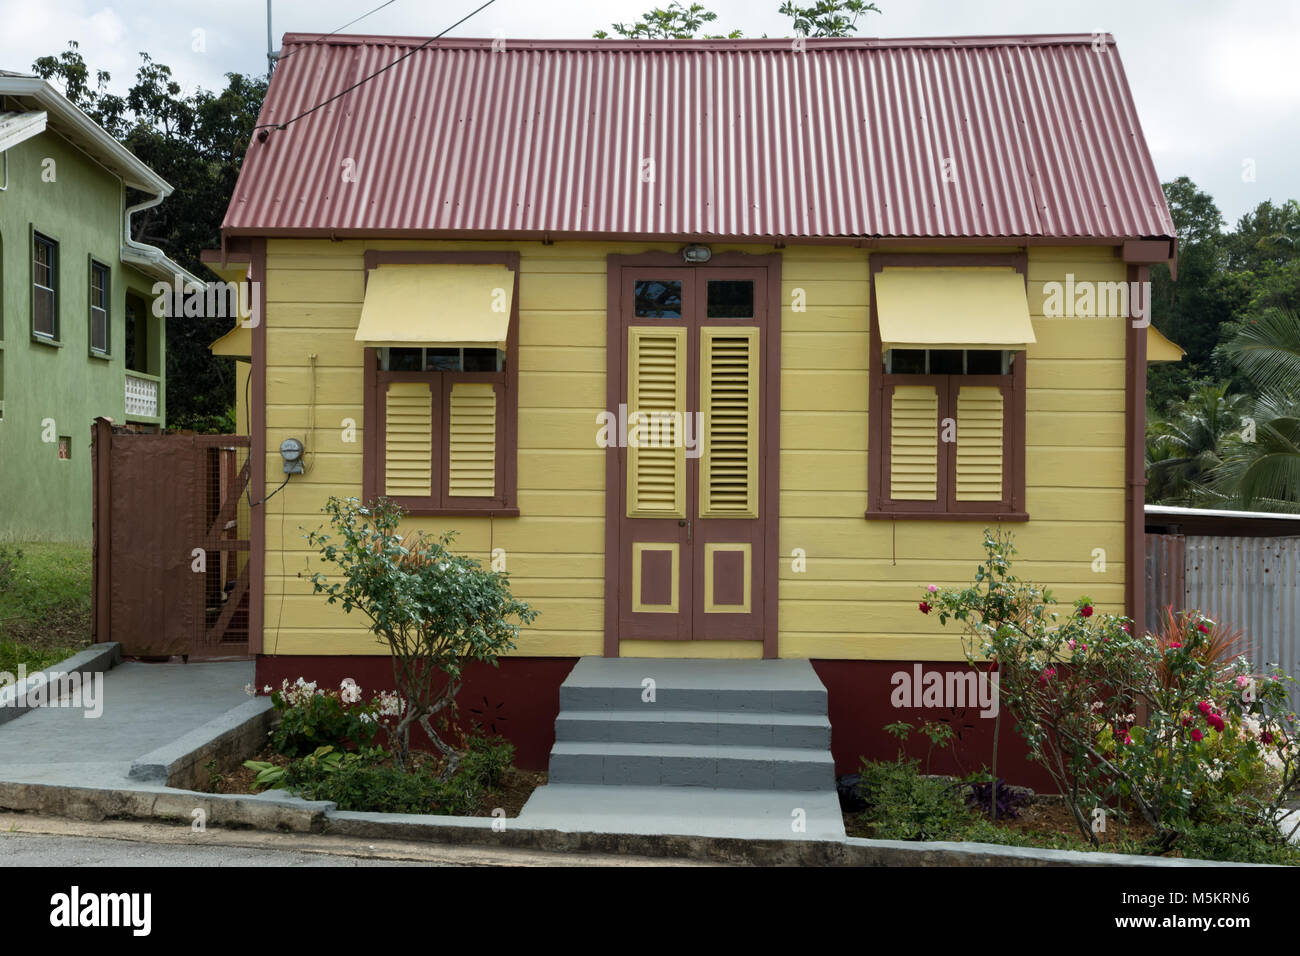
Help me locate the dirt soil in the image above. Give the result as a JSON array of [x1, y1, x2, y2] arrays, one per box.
[[204, 746, 546, 818]]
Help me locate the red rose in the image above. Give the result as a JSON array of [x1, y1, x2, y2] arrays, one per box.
[[1207, 713, 1225, 733], [1197, 622, 1210, 634], [1169, 641, 1182, 649], [1261, 731, 1275, 745], [1079, 605, 1094, 618], [918, 601, 932, 615], [1197, 700, 1212, 715], [1190, 729, 1204, 742]]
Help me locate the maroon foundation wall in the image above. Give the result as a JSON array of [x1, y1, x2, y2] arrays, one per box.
[[257, 655, 1054, 790], [812, 660, 1054, 791], [256, 656, 578, 770]]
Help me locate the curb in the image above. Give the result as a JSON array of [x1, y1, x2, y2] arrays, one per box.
[[0, 776, 1256, 866], [0, 643, 121, 727], [129, 698, 275, 790]]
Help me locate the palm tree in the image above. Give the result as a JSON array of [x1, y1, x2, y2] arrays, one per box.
[[1146, 383, 1248, 506], [1214, 307, 1300, 511]]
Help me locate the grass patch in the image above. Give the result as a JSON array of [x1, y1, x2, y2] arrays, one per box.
[[0, 542, 92, 669]]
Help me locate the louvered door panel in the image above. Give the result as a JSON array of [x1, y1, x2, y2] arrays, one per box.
[[700, 327, 759, 518], [627, 326, 687, 517]]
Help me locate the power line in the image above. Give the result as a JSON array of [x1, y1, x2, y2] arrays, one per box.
[[274, 0, 402, 63], [255, 0, 496, 136]]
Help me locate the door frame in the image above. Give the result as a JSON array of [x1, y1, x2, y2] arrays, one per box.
[[603, 251, 782, 658]]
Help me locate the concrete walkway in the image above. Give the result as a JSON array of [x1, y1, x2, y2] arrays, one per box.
[[0, 659, 253, 788]]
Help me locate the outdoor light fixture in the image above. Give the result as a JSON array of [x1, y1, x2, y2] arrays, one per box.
[[682, 244, 712, 263], [279, 437, 305, 475]]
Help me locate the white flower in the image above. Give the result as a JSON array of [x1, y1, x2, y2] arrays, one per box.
[[243, 683, 255, 697], [340, 678, 362, 705], [263, 685, 272, 694]]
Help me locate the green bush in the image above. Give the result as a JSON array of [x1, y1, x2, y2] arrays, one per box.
[[280, 748, 485, 815], [856, 757, 980, 841], [459, 735, 514, 790], [267, 678, 387, 756]]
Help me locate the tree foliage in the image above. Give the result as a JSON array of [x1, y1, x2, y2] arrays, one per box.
[[594, 0, 879, 39]]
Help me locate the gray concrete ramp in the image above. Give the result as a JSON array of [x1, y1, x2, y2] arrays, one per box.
[[0, 660, 253, 787]]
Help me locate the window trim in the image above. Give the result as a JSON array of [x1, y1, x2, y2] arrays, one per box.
[[31, 228, 60, 345], [866, 253, 1029, 521], [361, 251, 520, 517], [88, 256, 111, 358]]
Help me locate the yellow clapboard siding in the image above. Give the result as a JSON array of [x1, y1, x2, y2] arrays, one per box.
[[954, 385, 1004, 501], [447, 383, 497, 497], [259, 238, 1135, 662], [700, 326, 759, 518], [619, 641, 764, 660], [890, 384, 939, 500], [782, 331, 869, 370], [627, 326, 686, 518]]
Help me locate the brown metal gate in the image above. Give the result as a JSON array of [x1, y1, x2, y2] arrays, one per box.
[[92, 418, 252, 659]]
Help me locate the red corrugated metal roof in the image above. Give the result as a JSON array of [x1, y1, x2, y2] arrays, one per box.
[[222, 34, 1175, 241]]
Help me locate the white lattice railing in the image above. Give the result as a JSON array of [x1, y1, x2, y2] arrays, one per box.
[[125, 374, 160, 419]]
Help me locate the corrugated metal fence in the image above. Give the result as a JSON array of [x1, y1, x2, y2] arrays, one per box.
[[1146, 533, 1300, 709]]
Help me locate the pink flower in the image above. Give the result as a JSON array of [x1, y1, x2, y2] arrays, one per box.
[[1235, 676, 1250, 688], [1121, 732, 1133, 745], [927, 584, 938, 593], [1121, 623, 1131, 633], [1067, 639, 1076, 650], [918, 601, 932, 615], [1039, 667, 1057, 686], [1190, 729, 1204, 742]]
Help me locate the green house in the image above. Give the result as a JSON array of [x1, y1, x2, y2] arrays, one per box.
[[0, 71, 198, 542]]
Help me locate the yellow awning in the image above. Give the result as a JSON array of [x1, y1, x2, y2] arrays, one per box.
[[1146, 325, 1185, 363], [209, 324, 251, 359], [875, 267, 1036, 351], [355, 264, 514, 349]]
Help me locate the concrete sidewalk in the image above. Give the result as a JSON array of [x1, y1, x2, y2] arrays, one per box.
[[0, 658, 254, 788]]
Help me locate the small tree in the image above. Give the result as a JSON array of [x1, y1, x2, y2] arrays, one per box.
[[306, 497, 537, 776]]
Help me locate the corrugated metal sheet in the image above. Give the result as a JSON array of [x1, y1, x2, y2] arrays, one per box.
[[223, 34, 1175, 241], [1148, 534, 1300, 710]]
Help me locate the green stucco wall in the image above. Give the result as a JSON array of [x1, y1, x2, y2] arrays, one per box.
[[0, 128, 167, 542]]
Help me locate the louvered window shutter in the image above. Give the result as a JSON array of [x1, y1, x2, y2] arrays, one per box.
[[700, 327, 759, 518], [384, 382, 434, 496], [954, 385, 1004, 501], [888, 384, 940, 501], [627, 326, 687, 518], [447, 382, 498, 498]]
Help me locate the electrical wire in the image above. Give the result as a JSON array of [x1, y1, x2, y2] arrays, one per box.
[[275, 0, 402, 61], [255, 0, 497, 135]]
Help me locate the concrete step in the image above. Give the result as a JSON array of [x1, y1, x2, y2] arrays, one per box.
[[517, 784, 847, 840], [555, 708, 830, 749], [558, 657, 828, 715], [548, 740, 835, 790]]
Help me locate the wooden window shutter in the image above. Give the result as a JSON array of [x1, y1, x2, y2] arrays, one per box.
[[384, 381, 434, 496], [700, 326, 759, 518], [627, 326, 686, 518], [447, 382, 497, 498], [954, 385, 1004, 501], [888, 383, 940, 501]]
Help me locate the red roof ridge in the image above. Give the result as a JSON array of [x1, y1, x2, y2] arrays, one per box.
[[278, 32, 1118, 51]]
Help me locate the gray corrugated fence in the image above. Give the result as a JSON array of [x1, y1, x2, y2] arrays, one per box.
[[1146, 533, 1300, 710]]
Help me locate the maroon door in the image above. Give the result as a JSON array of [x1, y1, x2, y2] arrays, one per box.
[[606, 255, 778, 653]]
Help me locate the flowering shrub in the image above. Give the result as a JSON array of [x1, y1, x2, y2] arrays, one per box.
[[265, 677, 404, 757], [922, 530, 1299, 852], [306, 497, 536, 776]]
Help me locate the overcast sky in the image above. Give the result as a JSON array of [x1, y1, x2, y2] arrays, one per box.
[[2, 0, 1296, 228]]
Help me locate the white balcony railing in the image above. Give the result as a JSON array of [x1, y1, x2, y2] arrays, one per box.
[[125, 373, 160, 419]]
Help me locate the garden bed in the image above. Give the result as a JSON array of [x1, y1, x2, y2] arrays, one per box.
[[202, 743, 546, 818]]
